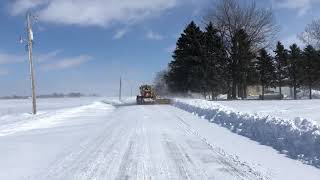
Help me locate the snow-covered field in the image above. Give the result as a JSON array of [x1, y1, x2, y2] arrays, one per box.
[[0, 97, 105, 116], [0, 97, 320, 179]]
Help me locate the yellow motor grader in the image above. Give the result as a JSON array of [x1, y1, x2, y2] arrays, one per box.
[[136, 85, 171, 105]]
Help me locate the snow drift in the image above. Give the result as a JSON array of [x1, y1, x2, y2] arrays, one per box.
[[174, 99, 320, 167], [102, 97, 136, 106], [0, 101, 114, 137]]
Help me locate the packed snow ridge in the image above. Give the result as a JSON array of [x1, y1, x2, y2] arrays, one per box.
[[174, 99, 320, 168]]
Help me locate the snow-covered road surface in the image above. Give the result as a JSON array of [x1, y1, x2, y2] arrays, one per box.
[[0, 102, 320, 179]]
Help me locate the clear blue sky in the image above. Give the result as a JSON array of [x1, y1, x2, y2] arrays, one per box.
[[0, 0, 319, 96]]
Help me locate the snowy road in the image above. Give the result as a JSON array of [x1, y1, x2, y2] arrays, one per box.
[[36, 105, 263, 180], [1, 102, 320, 179]]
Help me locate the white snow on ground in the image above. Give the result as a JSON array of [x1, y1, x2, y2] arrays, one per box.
[[174, 98, 320, 168], [0, 98, 320, 179], [215, 99, 320, 125], [0, 100, 115, 180], [0, 101, 114, 137], [0, 97, 104, 116], [102, 96, 136, 106], [171, 105, 320, 180]]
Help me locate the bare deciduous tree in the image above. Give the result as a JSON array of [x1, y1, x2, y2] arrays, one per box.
[[299, 19, 320, 48], [204, 0, 278, 51], [204, 0, 278, 99]]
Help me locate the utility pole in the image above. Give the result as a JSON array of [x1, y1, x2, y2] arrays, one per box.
[[27, 12, 37, 114], [119, 76, 122, 101]]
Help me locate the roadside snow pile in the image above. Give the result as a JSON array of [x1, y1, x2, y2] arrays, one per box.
[[102, 97, 136, 106], [0, 101, 114, 137], [174, 99, 320, 167]]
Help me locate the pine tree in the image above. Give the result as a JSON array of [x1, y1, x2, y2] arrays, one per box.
[[256, 48, 275, 100], [201, 22, 227, 99], [288, 44, 302, 100], [167, 21, 203, 93], [230, 29, 255, 99], [301, 45, 320, 99], [274, 41, 288, 99]]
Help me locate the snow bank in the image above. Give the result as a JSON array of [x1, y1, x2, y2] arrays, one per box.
[[174, 99, 320, 167], [215, 99, 320, 125], [102, 97, 136, 106]]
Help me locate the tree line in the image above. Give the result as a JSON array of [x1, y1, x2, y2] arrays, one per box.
[[154, 0, 320, 100], [161, 21, 320, 100]]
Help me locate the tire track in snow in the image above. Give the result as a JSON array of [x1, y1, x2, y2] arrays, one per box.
[[115, 139, 138, 180], [33, 110, 134, 180], [29, 104, 269, 180], [155, 105, 268, 180], [115, 112, 154, 180], [172, 110, 269, 180], [163, 135, 209, 180]]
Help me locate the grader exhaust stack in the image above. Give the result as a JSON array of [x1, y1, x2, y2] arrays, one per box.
[[136, 85, 171, 105]]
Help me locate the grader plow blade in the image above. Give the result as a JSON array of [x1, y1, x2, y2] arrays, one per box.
[[155, 98, 171, 105]]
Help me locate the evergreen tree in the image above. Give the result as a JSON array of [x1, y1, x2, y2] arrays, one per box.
[[230, 29, 255, 99], [274, 41, 288, 99], [167, 21, 203, 93], [301, 45, 320, 99], [256, 48, 275, 100], [201, 22, 227, 99], [288, 44, 302, 100]]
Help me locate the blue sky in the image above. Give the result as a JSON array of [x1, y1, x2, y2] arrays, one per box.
[[0, 0, 320, 96]]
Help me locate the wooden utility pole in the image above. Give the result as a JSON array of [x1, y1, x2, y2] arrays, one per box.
[[27, 12, 37, 114], [119, 77, 122, 101]]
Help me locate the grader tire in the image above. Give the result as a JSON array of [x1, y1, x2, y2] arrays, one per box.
[[136, 96, 143, 105]]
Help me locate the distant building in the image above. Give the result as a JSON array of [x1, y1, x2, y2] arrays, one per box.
[[247, 85, 292, 98]]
